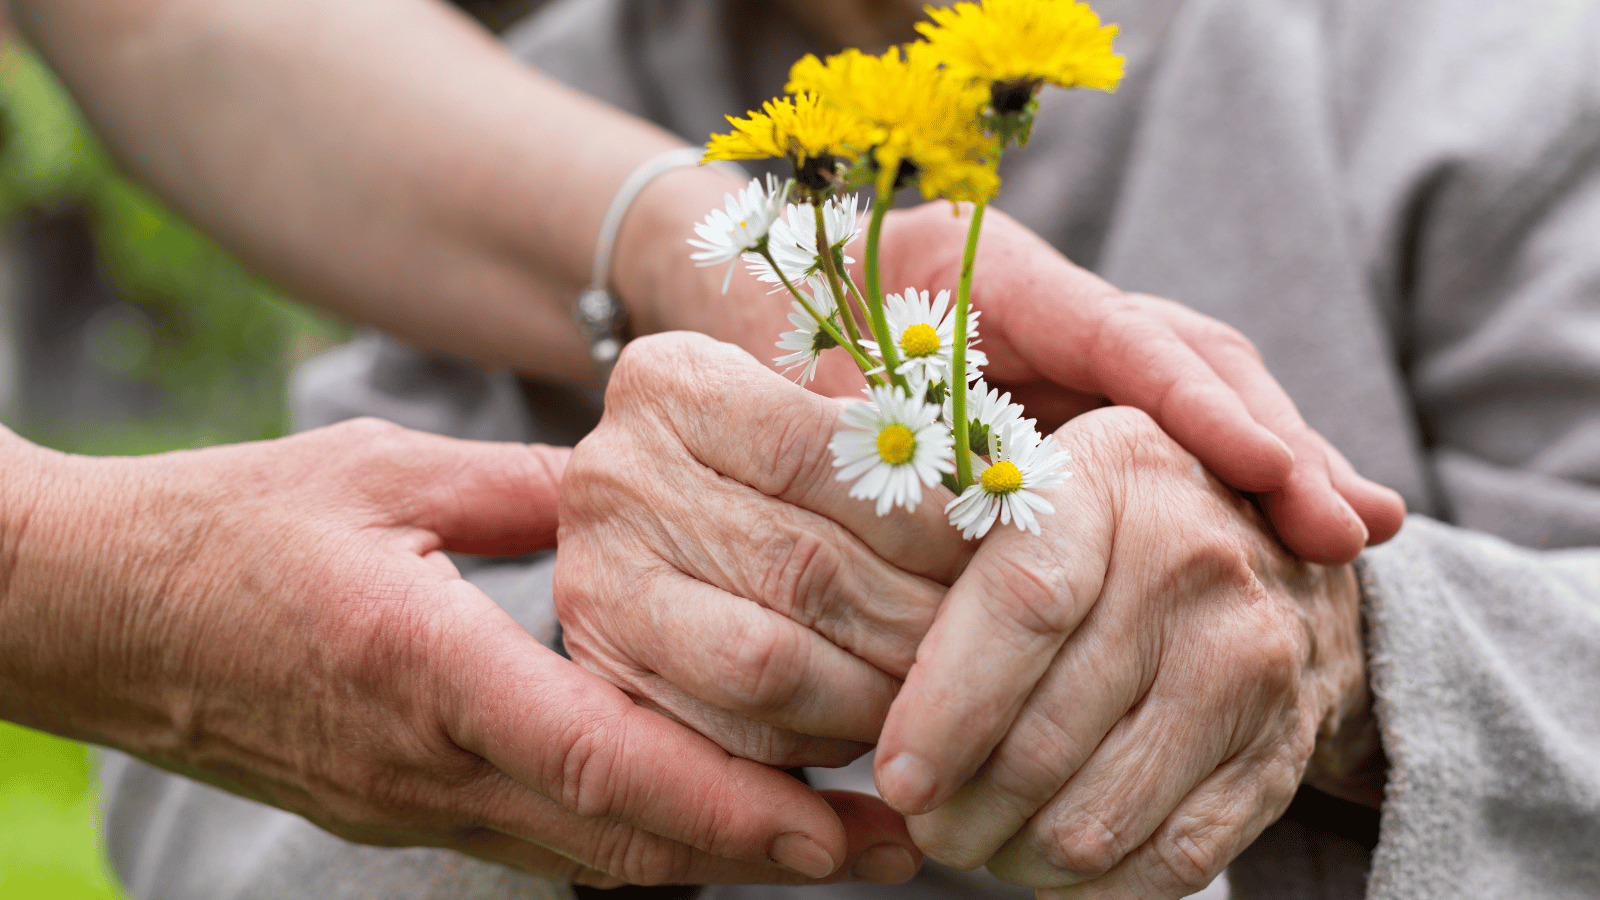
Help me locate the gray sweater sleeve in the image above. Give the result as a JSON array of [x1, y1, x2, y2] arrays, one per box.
[[1359, 520, 1600, 899]]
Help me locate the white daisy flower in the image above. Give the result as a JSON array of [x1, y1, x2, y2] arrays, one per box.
[[945, 421, 1072, 539], [946, 379, 1033, 459], [773, 277, 839, 385], [687, 174, 789, 292], [831, 384, 955, 516], [745, 193, 860, 288], [864, 286, 987, 383]]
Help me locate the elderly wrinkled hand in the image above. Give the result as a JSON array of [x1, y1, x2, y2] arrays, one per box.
[[872, 406, 1379, 898], [554, 332, 968, 771]]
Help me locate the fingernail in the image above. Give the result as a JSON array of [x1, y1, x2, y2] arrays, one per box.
[[852, 844, 919, 884], [1339, 494, 1370, 546], [770, 832, 837, 879], [877, 753, 938, 813], [1269, 430, 1295, 466]]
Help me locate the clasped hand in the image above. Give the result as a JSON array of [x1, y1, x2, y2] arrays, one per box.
[[558, 333, 1376, 897]]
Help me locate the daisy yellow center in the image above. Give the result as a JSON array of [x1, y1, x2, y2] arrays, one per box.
[[876, 424, 917, 466], [981, 461, 1024, 494], [900, 323, 941, 358]]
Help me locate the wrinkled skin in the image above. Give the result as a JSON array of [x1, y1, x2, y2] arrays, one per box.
[[555, 335, 969, 767], [874, 406, 1379, 899], [557, 334, 1382, 896], [0, 419, 920, 887]]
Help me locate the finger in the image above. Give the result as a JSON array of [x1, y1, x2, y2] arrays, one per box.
[[1030, 749, 1298, 900], [454, 788, 920, 886], [996, 287, 1295, 494], [981, 690, 1242, 887], [1326, 444, 1406, 544], [336, 419, 568, 554], [441, 600, 855, 880], [563, 565, 903, 754], [874, 437, 1116, 815], [587, 433, 948, 677], [820, 789, 924, 885], [899, 596, 1152, 869], [880, 208, 1292, 502], [607, 667, 874, 769], [1172, 306, 1405, 559], [612, 333, 970, 584], [561, 405, 947, 679], [1258, 444, 1367, 565]]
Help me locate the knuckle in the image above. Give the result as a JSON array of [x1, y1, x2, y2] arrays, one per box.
[[1041, 811, 1129, 880], [726, 722, 813, 767], [553, 710, 630, 820], [610, 333, 729, 411], [1228, 603, 1307, 699], [559, 438, 636, 520], [987, 718, 1087, 809], [715, 614, 809, 717], [607, 333, 678, 392], [1149, 829, 1225, 894], [915, 827, 992, 872], [754, 525, 843, 627], [1191, 317, 1261, 360], [757, 402, 839, 500], [616, 839, 697, 886], [1092, 300, 1166, 366], [1075, 406, 1170, 475], [327, 417, 415, 470], [1183, 536, 1260, 600], [579, 820, 696, 886], [332, 416, 407, 444], [976, 551, 1078, 641]]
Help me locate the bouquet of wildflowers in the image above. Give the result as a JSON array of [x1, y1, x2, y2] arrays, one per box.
[[689, 0, 1123, 539]]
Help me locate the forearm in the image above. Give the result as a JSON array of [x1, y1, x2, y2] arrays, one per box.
[[10, 0, 745, 382]]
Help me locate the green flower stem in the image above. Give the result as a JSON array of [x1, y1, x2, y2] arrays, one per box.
[[951, 198, 987, 492], [813, 203, 866, 353], [761, 246, 882, 384], [862, 196, 905, 390], [840, 265, 869, 317]]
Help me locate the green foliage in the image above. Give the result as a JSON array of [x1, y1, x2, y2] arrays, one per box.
[[0, 44, 346, 452], [0, 724, 124, 900]]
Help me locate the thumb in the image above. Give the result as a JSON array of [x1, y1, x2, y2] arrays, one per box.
[[449, 615, 859, 879], [403, 437, 569, 555]]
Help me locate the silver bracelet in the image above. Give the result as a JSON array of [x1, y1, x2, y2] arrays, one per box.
[[577, 147, 741, 381]]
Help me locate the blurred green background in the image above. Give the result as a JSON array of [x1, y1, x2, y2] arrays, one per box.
[[0, 41, 345, 900]]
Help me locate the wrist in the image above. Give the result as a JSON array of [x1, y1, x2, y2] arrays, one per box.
[[0, 440, 106, 734], [1303, 564, 1388, 808], [0, 445, 191, 749], [611, 163, 771, 342]]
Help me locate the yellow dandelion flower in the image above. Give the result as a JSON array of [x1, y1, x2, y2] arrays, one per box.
[[787, 45, 998, 202], [704, 93, 868, 189], [916, 0, 1125, 95]]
